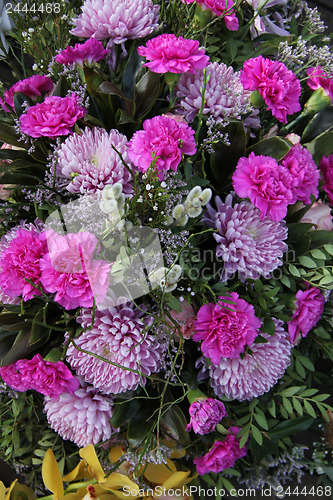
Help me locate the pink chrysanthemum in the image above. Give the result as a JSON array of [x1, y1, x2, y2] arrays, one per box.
[[203, 195, 288, 280], [137, 34, 209, 74], [40, 230, 110, 310], [66, 304, 162, 394], [56, 38, 110, 66], [288, 287, 325, 344], [193, 292, 261, 364], [175, 61, 251, 123], [0, 75, 53, 112], [241, 55, 301, 123], [193, 427, 247, 475], [232, 152, 294, 221], [280, 144, 319, 204], [56, 127, 133, 195], [307, 66, 333, 101], [186, 398, 227, 435], [320, 154, 333, 206], [209, 319, 291, 401], [71, 0, 160, 47], [44, 383, 115, 447], [180, 0, 238, 30], [0, 228, 47, 301], [127, 115, 196, 180], [19, 95, 87, 138]]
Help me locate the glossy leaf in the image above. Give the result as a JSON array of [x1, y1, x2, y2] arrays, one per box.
[[133, 71, 161, 118], [247, 136, 292, 161], [301, 107, 333, 143], [268, 416, 314, 440], [13, 92, 34, 117]]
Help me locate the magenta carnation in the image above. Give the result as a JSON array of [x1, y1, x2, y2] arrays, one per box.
[[44, 383, 115, 447], [180, 0, 238, 30], [193, 292, 260, 363], [280, 144, 319, 204], [232, 152, 294, 221], [0, 228, 47, 301], [137, 34, 209, 74], [193, 427, 247, 475], [56, 127, 133, 195], [186, 398, 227, 435], [288, 287, 325, 344], [0, 354, 79, 397], [40, 230, 110, 310], [19, 95, 87, 138], [56, 38, 109, 66], [320, 154, 333, 206], [66, 304, 162, 394], [307, 66, 333, 101], [71, 0, 160, 47], [127, 115, 196, 180], [241, 55, 301, 123], [209, 319, 291, 401], [0, 75, 53, 112]]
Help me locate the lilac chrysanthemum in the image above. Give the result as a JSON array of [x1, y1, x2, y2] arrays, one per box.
[[209, 319, 291, 401], [175, 62, 251, 123], [66, 304, 162, 394], [44, 383, 115, 447], [56, 127, 133, 195], [203, 194, 288, 280], [71, 0, 160, 48]]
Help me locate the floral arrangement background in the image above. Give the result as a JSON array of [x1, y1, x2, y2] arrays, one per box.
[[1, 0, 333, 498]]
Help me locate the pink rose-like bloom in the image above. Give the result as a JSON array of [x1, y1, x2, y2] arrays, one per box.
[[19, 95, 87, 138], [307, 66, 333, 101], [0, 355, 79, 397], [320, 154, 333, 206], [280, 144, 319, 204], [127, 115, 196, 180], [186, 398, 227, 435], [137, 34, 209, 74], [193, 427, 247, 475], [0, 75, 53, 112], [299, 201, 333, 230], [193, 292, 261, 364], [169, 301, 196, 339], [180, 0, 238, 30], [232, 152, 294, 221], [40, 230, 110, 310], [241, 55, 301, 123], [288, 287, 325, 344], [56, 38, 110, 66], [0, 228, 47, 301]]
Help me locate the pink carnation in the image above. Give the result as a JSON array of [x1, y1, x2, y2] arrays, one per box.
[[299, 201, 333, 231], [193, 427, 247, 475], [232, 152, 294, 221], [127, 115, 196, 180], [40, 230, 110, 310], [241, 55, 301, 123], [288, 287, 325, 344], [307, 66, 333, 101], [0, 355, 79, 397], [193, 292, 260, 364], [56, 38, 110, 66], [0, 75, 53, 112], [170, 300, 196, 339], [180, 0, 238, 30], [320, 154, 333, 206], [186, 398, 227, 435], [0, 228, 47, 301], [280, 144, 319, 204], [137, 34, 209, 74], [19, 95, 87, 138]]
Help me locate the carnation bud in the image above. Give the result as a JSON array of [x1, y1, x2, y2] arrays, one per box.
[[194, 4, 213, 27], [250, 90, 265, 109], [304, 87, 331, 114]]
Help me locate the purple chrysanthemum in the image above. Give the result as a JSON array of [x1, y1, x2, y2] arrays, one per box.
[[66, 304, 162, 394], [56, 127, 133, 195], [71, 0, 160, 48], [209, 319, 291, 401], [44, 383, 115, 447], [175, 62, 251, 123], [203, 194, 288, 280]]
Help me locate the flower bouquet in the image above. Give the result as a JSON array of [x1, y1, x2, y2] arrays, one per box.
[[0, 0, 333, 498]]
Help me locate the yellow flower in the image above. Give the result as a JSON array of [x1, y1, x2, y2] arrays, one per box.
[[142, 459, 196, 500], [0, 480, 34, 500]]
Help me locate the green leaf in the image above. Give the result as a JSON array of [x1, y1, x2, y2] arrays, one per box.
[[313, 394, 330, 402], [268, 399, 276, 418], [309, 231, 333, 243], [263, 318, 275, 336], [160, 403, 190, 444], [268, 416, 314, 440], [298, 356, 314, 371], [300, 388, 318, 397], [134, 71, 161, 119], [282, 397, 293, 414], [293, 398, 303, 415], [253, 412, 268, 430], [298, 255, 317, 268], [166, 295, 182, 312], [288, 264, 300, 277], [295, 359, 306, 378], [278, 386, 302, 397], [246, 137, 292, 161], [251, 425, 263, 445], [311, 249, 327, 260], [302, 108, 333, 143], [303, 400, 316, 418]]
